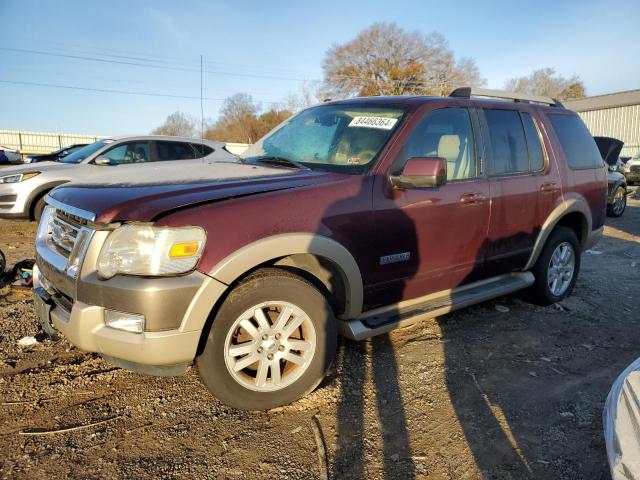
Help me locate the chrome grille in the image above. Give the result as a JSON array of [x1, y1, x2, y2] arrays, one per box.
[[631, 165, 640, 173], [50, 212, 82, 257], [36, 204, 94, 278]]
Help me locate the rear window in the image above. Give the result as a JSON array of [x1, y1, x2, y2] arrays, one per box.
[[483, 109, 529, 175], [521, 113, 544, 171], [156, 141, 196, 161], [548, 114, 602, 169], [190, 143, 214, 158]]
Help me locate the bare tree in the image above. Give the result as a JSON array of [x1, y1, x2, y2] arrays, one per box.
[[504, 68, 586, 100], [151, 111, 197, 137], [284, 81, 319, 112], [320, 22, 485, 99], [205, 93, 292, 144]]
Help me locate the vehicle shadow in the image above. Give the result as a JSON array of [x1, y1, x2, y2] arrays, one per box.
[[332, 334, 415, 479], [439, 205, 640, 478], [319, 175, 417, 479]]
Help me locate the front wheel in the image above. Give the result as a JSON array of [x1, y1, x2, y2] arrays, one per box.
[[527, 226, 581, 306], [196, 268, 336, 410], [33, 196, 47, 223], [607, 186, 626, 217]]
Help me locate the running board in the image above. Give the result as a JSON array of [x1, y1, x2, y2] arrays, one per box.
[[338, 272, 535, 341]]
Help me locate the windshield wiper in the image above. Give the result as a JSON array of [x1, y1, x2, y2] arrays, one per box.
[[253, 156, 310, 170]]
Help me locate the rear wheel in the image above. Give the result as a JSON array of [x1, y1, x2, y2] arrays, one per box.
[[196, 268, 336, 410], [528, 226, 581, 306], [607, 186, 626, 217]]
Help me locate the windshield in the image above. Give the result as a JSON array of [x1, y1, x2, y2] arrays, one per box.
[[241, 104, 405, 173], [60, 140, 112, 164]]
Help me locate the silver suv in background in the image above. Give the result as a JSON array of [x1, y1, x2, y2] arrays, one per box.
[[0, 136, 236, 220]]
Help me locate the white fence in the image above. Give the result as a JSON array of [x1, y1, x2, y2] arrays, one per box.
[[0, 130, 251, 157], [224, 142, 250, 155], [0, 130, 106, 155]]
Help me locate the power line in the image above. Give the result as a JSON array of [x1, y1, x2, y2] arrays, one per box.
[[38, 40, 307, 75], [1, 46, 443, 89], [0, 79, 286, 105], [0, 47, 311, 83]]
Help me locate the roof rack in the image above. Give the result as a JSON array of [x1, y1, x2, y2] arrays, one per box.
[[449, 87, 564, 108]]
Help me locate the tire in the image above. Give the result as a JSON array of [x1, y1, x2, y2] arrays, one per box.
[[33, 196, 47, 223], [607, 186, 626, 217], [196, 268, 337, 411], [527, 226, 581, 306]]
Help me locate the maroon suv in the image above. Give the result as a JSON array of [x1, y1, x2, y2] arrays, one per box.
[[33, 88, 607, 410]]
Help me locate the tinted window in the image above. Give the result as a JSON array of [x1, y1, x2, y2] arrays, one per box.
[[484, 109, 528, 175], [61, 140, 113, 164], [156, 141, 196, 161], [190, 143, 214, 158], [401, 108, 476, 180], [548, 114, 603, 169], [521, 113, 544, 171], [104, 142, 150, 165]]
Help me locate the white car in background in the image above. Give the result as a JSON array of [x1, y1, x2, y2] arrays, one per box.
[[0, 145, 22, 165], [622, 153, 640, 184], [0, 136, 237, 221]]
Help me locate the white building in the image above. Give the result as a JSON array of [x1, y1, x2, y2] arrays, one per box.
[[565, 89, 640, 158]]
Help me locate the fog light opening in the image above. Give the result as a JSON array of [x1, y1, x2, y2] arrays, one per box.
[[104, 309, 145, 334]]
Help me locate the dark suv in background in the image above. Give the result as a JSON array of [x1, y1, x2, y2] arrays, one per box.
[[33, 87, 607, 410], [24, 144, 88, 164]]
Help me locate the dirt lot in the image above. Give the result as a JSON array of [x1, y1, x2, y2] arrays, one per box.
[[1, 195, 639, 480]]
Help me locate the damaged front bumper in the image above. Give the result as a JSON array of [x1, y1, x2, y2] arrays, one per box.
[[33, 201, 228, 376], [33, 263, 203, 375]]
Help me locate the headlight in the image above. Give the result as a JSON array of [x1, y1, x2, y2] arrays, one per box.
[[0, 172, 40, 183], [96, 224, 206, 279]]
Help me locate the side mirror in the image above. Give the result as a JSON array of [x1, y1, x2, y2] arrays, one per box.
[[94, 155, 112, 166], [390, 156, 447, 189]]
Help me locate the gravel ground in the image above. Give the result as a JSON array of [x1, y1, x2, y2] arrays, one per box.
[[1, 193, 639, 479]]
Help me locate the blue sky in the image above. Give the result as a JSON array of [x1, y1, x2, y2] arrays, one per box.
[[1, 0, 639, 135]]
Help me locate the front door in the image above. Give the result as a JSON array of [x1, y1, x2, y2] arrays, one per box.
[[370, 106, 490, 309]]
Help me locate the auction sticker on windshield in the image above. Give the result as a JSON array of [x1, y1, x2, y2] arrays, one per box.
[[349, 116, 398, 130]]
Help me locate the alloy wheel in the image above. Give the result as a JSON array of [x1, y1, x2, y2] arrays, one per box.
[[547, 241, 575, 297], [223, 301, 316, 392], [613, 188, 626, 215]]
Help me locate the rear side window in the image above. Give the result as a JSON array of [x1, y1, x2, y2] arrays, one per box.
[[521, 113, 544, 171], [190, 143, 214, 158], [548, 114, 602, 169], [483, 109, 529, 175], [156, 141, 196, 161]]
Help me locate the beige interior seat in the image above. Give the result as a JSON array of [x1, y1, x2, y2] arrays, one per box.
[[437, 134, 469, 180]]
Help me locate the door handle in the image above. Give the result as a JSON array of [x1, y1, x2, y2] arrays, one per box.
[[459, 193, 486, 205], [540, 182, 559, 193]]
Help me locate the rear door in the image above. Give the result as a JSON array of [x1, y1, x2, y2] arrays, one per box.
[[479, 106, 560, 274], [153, 140, 201, 167]]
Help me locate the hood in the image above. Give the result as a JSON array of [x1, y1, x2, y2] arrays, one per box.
[[594, 136, 624, 166], [0, 161, 75, 176], [48, 163, 346, 223]]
